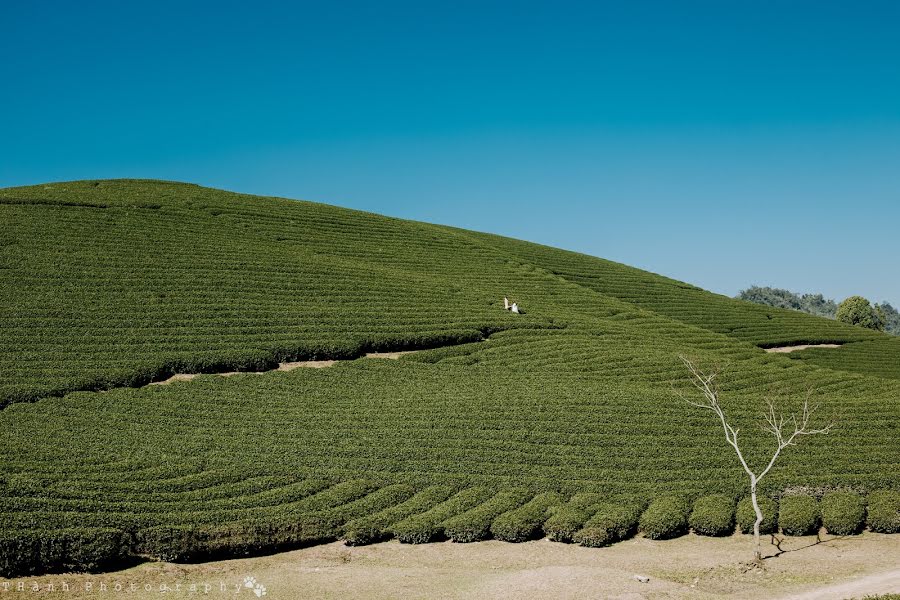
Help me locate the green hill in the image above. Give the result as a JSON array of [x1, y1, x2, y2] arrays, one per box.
[[1, 180, 897, 575]]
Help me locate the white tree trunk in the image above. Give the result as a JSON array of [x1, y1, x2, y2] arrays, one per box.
[[750, 478, 763, 562]]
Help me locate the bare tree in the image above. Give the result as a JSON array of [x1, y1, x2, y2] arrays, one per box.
[[676, 356, 834, 562]]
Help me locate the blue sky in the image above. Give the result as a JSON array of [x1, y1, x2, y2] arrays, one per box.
[[3, 1, 899, 303]]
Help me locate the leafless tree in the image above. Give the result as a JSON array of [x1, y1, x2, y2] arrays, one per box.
[[676, 356, 834, 562]]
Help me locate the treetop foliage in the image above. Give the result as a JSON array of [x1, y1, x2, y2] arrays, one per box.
[[836, 296, 886, 331]]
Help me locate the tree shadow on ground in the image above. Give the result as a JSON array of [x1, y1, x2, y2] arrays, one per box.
[[763, 532, 848, 560]]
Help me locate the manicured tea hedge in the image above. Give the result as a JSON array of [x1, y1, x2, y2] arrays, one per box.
[[543, 494, 605, 543], [821, 491, 866, 535], [135, 480, 384, 561], [639, 495, 691, 540], [779, 496, 820, 536], [0, 529, 127, 578], [573, 502, 643, 547], [689, 494, 735, 537], [867, 491, 900, 533], [342, 486, 455, 546], [736, 496, 779, 535], [490, 492, 562, 543], [443, 490, 531, 543], [391, 488, 494, 544]]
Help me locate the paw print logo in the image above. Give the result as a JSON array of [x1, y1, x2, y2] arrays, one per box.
[[243, 576, 257, 589], [253, 583, 267, 597]]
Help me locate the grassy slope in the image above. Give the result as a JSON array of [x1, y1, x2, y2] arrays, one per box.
[[0, 180, 897, 572]]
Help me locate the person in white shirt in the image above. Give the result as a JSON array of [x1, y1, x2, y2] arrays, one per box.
[[503, 297, 522, 314]]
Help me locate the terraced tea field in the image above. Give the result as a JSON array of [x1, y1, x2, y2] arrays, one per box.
[[0, 180, 897, 576], [786, 338, 900, 381]]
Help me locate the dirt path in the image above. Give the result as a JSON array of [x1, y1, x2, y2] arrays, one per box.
[[5, 533, 897, 599], [764, 344, 842, 354], [148, 351, 419, 386], [777, 567, 900, 599]]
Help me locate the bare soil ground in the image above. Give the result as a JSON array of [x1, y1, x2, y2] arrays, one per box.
[[765, 344, 843, 354], [148, 352, 415, 386], [363, 351, 418, 359], [5, 533, 897, 599]]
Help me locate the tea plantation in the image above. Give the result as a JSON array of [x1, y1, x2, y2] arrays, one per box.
[[786, 338, 900, 381], [1, 180, 898, 575]]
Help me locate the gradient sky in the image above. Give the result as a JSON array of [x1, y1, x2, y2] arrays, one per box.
[[3, 1, 899, 303]]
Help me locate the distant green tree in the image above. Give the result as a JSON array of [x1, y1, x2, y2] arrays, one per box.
[[836, 296, 885, 331], [738, 286, 802, 311], [736, 286, 837, 318], [800, 293, 838, 318], [875, 302, 900, 335]]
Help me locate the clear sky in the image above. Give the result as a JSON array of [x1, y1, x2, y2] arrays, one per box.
[[3, 1, 899, 303]]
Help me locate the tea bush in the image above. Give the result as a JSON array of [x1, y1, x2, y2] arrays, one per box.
[[342, 486, 455, 546], [543, 494, 605, 543], [689, 494, 735, 536], [867, 491, 900, 533], [639, 496, 691, 540], [821, 491, 866, 535], [0, 528, 127, 578], [573, 502, 643, 547], [779, 496, 820, 536], [490, 492, 562, 543], [736, 496, 778, 535], [443, 490, 531, 543], [391, 488, 494, 544]]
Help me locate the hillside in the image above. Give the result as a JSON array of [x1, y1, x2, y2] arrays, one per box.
[[0, 180, 897, 575]]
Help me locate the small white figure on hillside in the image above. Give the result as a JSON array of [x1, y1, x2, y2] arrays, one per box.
[[503, 296, 522, 314]]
